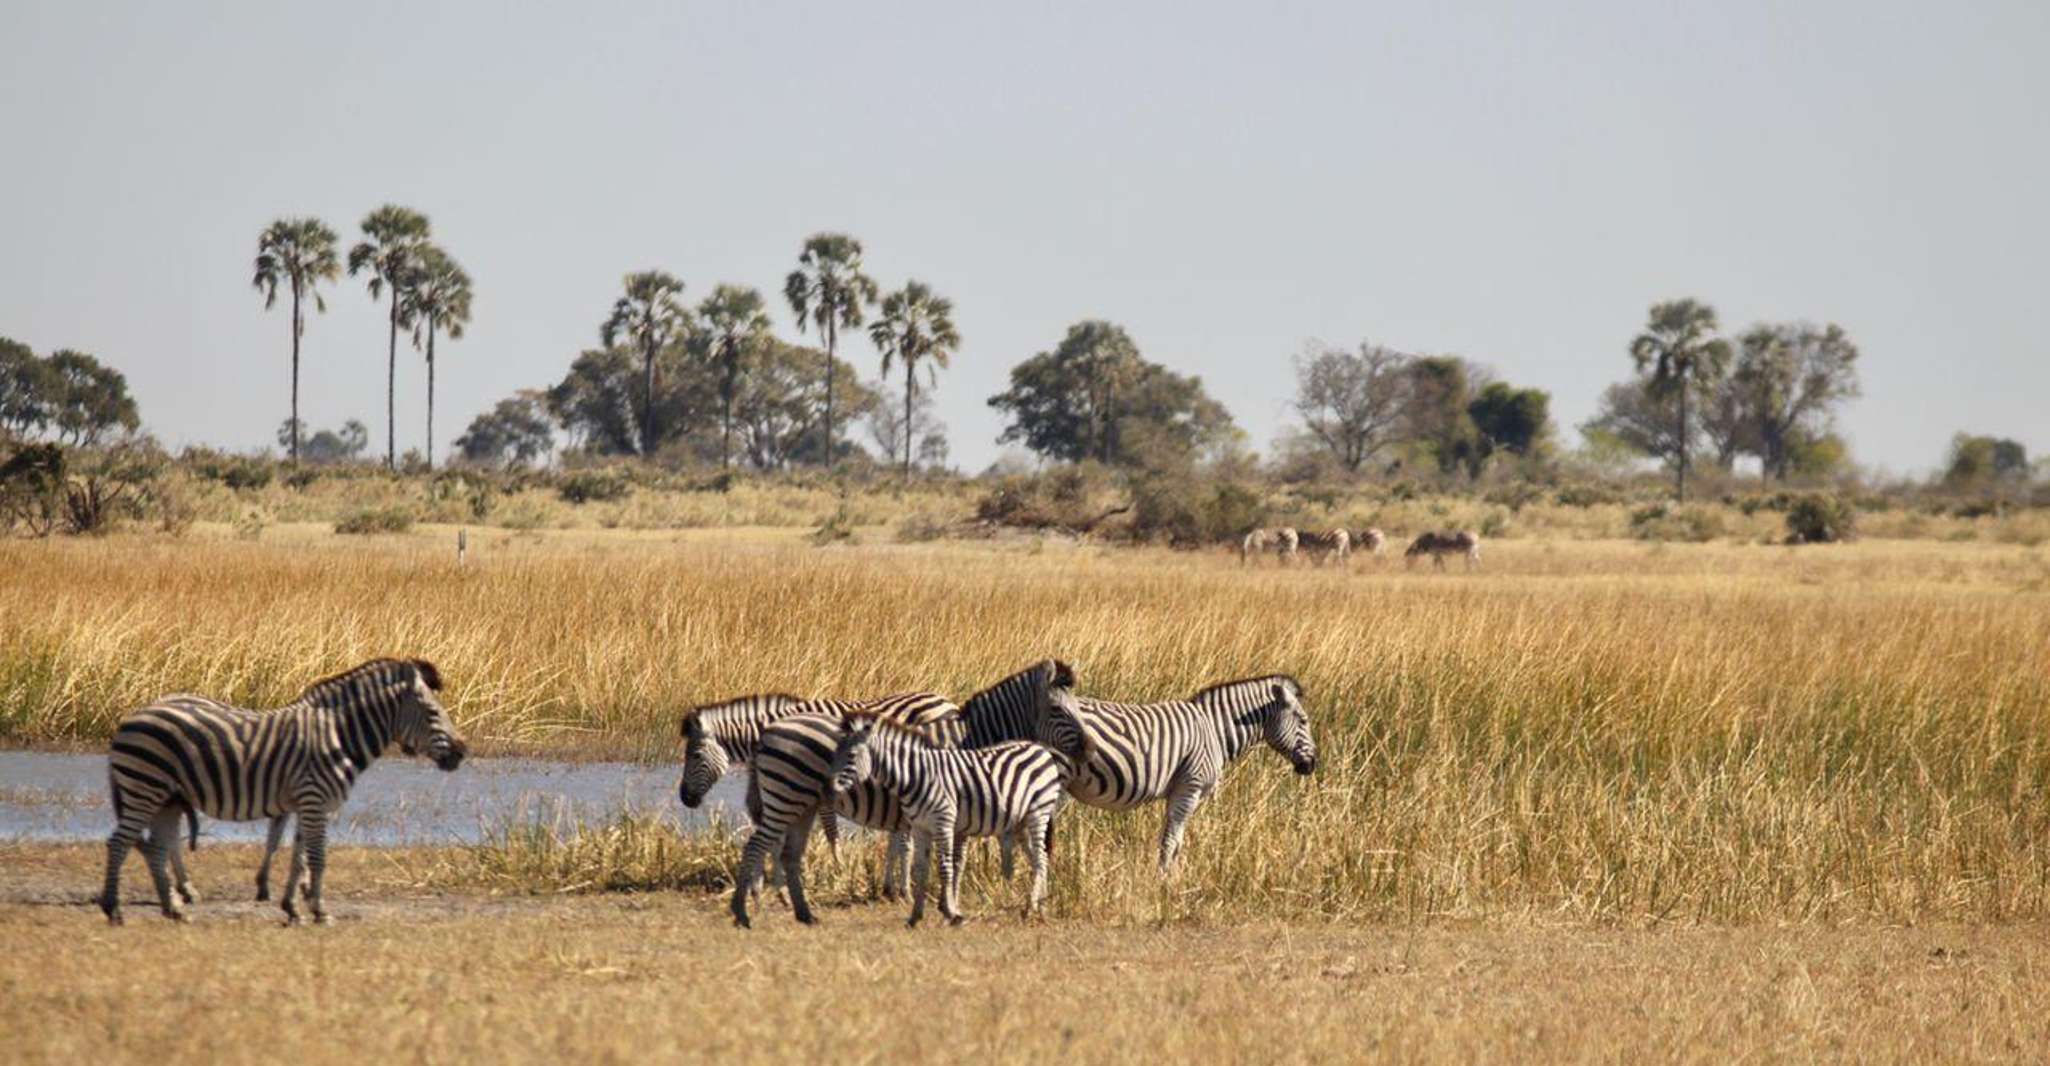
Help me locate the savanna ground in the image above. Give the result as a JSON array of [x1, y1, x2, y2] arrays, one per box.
[[4, 522, 2050, 1062]]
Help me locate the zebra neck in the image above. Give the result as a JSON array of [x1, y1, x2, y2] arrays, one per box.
[[703, 710, 763, 762], [962, 676, 1032, 745], [869, 734, 937, 796], [1217, 706, 1267, 765], [311, 685, 399, 771]]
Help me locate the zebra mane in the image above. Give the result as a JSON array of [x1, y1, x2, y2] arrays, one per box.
[[1189, 674, 1303, 703], [299, 658, 437, 704], [965, 658, 1075, 707], [839, 709, 946, 745]]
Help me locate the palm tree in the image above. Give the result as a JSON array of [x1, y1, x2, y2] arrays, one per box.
[[252, 218, 341, 464], [347, 205, 432, 469], [783, 234, 877, 466], [697, 284, 772, 469], [401, 245, 473, 469], [1630, 298, 1731, 502], [600, 271, 688, 457], [868, 281, 960, 478]]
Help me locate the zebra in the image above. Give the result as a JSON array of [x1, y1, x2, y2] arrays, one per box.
[[1056, 675, 1316, 870], [1299, 528, 1351, 566], [101, 657, 466, 925], [826, 705, 1087, 926], [942, 657, 1076, 879], [676, 692, 837, 899], [1405, 529, 1481, 570], [1272, 526, 1300, 565], [730, 691, 962, 928], [1238, 528, 1269, 565], [1355, 527, 1388, 559]]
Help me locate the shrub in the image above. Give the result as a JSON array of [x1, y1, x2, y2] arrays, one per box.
[[558, 470, 631, 505], [1478, 508, 1513, 539], [1554, 483, 1623, 508], [1784, 495, 1858, 544], [335, 506, 415, 535], [1629, 503, 1725, 543], [810, 505, 858, 546], [0, 443, 66, 537]]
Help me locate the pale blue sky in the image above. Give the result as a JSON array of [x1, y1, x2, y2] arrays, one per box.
[[2, 1, 2043, 475]]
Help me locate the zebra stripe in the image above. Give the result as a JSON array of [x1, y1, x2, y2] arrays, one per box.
[[729, 691, 961, 928], [1405, 528, 1481, 569], [827, 710, 1083, 926], [1057, 675, 1316, 869], [101, 657, 466, 926], [1299, 529, 1351, 565]]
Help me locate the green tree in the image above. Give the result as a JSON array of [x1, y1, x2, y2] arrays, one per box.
[[696, 284, 773, 469], [1944, 433, 2028, 488], [252, 217, 341, 463], [599, 271, 689, 457], [868, 281, 960, 478], [1291, 342, 1410, 472], [455, 393, 553, 468], [347, 205, 432, 469], [1731, 322, 1861, 480], [1403, 356, 1482, 476], [989, 321, 1234, 467], [783, 233, 878, 466], [0, 337, 54, 440], [401, 245, 474, 469], [1466, 382, 1551, 472], [1580, 379, 1693, 473], [43, 350, 139, 445], [1630, 299, 1731, 501]]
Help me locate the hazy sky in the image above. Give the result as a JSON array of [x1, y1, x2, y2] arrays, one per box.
[[3, 1, 2043, 475]]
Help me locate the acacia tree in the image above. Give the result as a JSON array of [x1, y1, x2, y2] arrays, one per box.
[[868, 281, 960, 478], [1732, 322, 1860, 480], [347, 205, 432, 469], [0, 337, 52, 439], [696, 284, 772, 469], [600, 271, 689, 457], [43, 350, 139, 445], [401, 245, 474, 469], [1629, 299, 1730, 502], [1291, 341, 1410, 472], [783, 233, 877, 466], [252, 218, 341, 463], [989, 321, 1233, 467]]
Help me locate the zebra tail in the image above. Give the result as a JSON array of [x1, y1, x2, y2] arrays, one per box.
[[186, 804, 199, 851]]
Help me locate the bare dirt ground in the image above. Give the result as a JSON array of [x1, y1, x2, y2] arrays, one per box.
[[4, 843, 2048, 1064]]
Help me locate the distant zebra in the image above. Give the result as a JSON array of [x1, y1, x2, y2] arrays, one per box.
[[1272, 527, 1300, 565], [102, 658, 466, 925], [1355, 527, 1387, 559], [1405, 529, 1481, 570], [1057, 676, 1316, 870], [676, 693, 830, 898], [1239, 528, 1269, 565], [828, 704, 1087, 926], [731, 691, 962, 927], [1299, 528, 1351, 566]]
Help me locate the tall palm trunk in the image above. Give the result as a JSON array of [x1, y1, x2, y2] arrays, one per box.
[[721, 356, 736, 470], [289, 277, 303, 464], [823, 316, 838, 466], [902, 367, 915, 478], [641, 334, 657, 457], [425, 316, 437, 470], [386, 290, 399, 470], [1676, 372, 1690, 503]]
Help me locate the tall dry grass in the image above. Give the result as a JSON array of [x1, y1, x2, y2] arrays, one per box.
[[4, 531, 2048, 923]]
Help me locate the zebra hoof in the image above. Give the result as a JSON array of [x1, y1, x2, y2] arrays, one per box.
[[177, 885, 201, 905], [255, 887, 270, 902], [731, 910, 752, 930], [282, 914, 301, 927], [104, 910, 124, 927], [945, 915, 964, 928], [165, 911, 190, 924], [312, 913, 330, 926]]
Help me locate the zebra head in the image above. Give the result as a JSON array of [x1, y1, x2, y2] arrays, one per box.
[[828, 715, 879, 795], [1261, 679, 1317, 776], [677, 713, 729, 808], [395, 659, 466, 771]]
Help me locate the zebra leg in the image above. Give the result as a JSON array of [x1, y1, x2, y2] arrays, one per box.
[[729, 823, 783, 929], [883, 830, 910, 901], [255, 814, 288, 901], [934, 811, 964, 927], [1158, 782, 1211, 872], [100, 827, 136, 925], [1023, 811, 1054, 919], [280, 818, 309, 926], [780, 807, 821, 926], [161, 810, 199, 905], [142, 806, 186, 922], [998, 833, 1017, 881], [300, 809, 330, 925], [906, 829, 933, 928]]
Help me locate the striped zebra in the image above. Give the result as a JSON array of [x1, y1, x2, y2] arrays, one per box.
[[1238, 529, 1269, 565], [943, 658, 1076, 879], [1057, 675, 1316, 870], [1300, 528, 1351, 566], [1273, 526, 1300, 565], [676, 693, 835, 898], [1355, 527, 1387, 559], [730, 691, 962, 928], [826, 706, 1087, 926], [1405, 529, 1481, 570], [101, 657, 466, 925]]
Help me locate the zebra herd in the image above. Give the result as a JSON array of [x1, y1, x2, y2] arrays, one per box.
[[98, 656, 1318, 929], [1241, 526, 1481, 570]]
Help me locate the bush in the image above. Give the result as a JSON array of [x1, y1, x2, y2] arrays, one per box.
[[1128, 477, 1264, 548], [1785, 495, 1858, 544], [1554, 483, 1623, 508], [1629, 503, 1725, 543], [558, 469, 631, 505], [0, 443, 66, 537], [810, 504, 858, 546], [335, 506, 416, 535]]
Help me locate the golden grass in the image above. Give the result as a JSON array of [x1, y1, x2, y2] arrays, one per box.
[[4, 532, 2049, 924], [5, 844, 2050, 1065]]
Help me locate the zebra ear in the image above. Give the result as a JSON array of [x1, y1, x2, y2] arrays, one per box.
[[681, 714, 704, 741], [1046, 659, 1076, 690], [412, 659, 444, 691], [1270, 682, 1287, 703]]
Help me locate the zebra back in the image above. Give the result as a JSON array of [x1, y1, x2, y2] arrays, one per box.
[[750, 692, 963, 833]]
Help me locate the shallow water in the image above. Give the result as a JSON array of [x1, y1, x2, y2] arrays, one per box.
[[0, 750, 748, 845]]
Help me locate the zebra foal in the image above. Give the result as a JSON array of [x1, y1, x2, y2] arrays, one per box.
[[828, 702, 1087, 926], [101, 657, 466, 925]]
